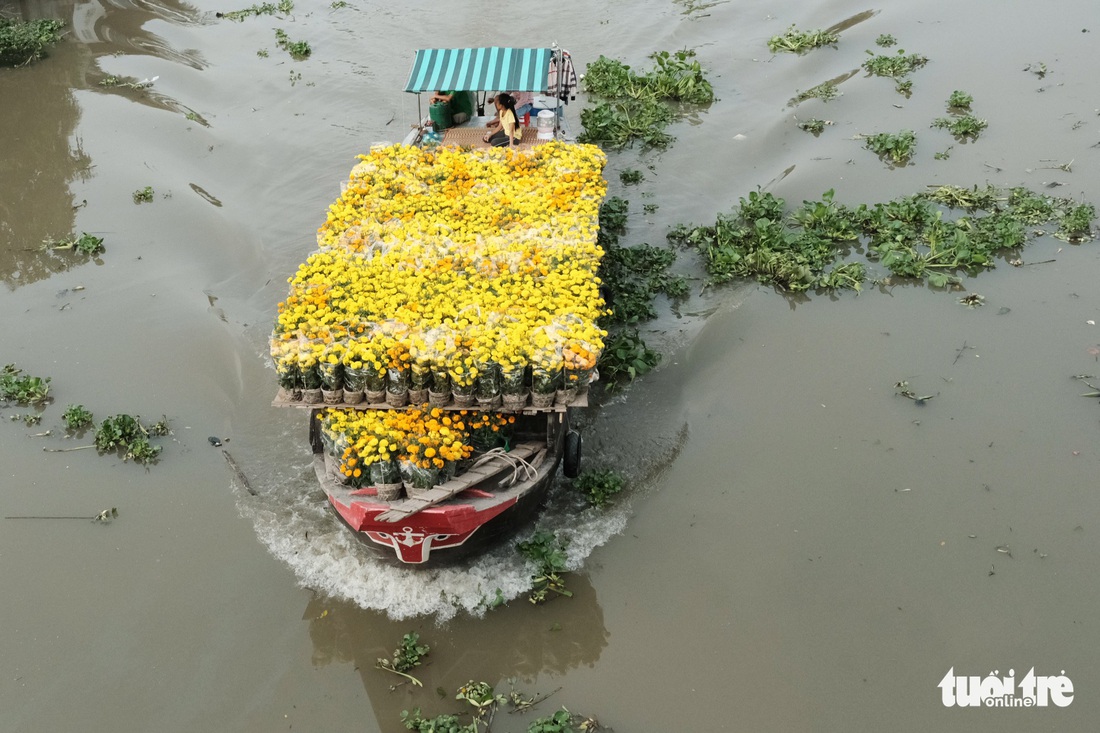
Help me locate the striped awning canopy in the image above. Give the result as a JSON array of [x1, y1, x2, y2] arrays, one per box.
[[404, 47, 552, 93]]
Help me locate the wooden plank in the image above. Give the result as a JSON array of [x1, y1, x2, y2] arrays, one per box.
[[373, 442, 544, 523]]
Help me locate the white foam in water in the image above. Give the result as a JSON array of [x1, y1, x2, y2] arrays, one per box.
[[240, 455, 633, 622], [240, 357, 674, 622]]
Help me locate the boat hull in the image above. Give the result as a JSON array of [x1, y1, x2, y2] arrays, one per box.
[[314, 413, 566, 567], [323, 455, 560, 567]]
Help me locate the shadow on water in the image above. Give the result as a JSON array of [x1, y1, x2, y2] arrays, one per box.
[[304, 575, 608, 729], [0, 0, 203, 289], [826, 9, 880, 36], [0, 45, 87, 288]]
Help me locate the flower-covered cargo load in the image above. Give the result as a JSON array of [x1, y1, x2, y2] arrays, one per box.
[[317, 405, 517, 500], [272, 140, 609, 410]]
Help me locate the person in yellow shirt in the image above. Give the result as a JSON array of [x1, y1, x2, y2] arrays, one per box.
[[484, 93, 522, 147]]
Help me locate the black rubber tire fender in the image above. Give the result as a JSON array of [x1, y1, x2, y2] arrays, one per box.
[[563, 429, 582, 479]]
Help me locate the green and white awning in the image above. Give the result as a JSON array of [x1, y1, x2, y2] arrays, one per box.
[[404, 47, 552, 93]]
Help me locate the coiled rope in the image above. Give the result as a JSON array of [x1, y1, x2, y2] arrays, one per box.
[[470, 446, 538, 488]]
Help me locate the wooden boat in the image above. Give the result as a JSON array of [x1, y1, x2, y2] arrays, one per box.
[[271, 47, 594, 566], [299, 403, 581, 566]]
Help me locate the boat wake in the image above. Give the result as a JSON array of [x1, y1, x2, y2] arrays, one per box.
[[238, 363, 689, 622], [238, 451, 630, 622]]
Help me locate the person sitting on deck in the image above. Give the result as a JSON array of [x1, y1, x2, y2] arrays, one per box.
[[429, 90, 475, 124], [484, 93, 523, 147], [484, 91, 534, 136]]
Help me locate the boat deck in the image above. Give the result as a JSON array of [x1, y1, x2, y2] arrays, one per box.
[[441, 124, 546, 150], [319, 440, 552, 520]]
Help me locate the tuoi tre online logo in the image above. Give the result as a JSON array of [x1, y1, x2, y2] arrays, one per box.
[[939, 667, 1073, 708]]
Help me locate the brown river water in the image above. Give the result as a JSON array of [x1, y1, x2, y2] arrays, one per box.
[[4, 0, 1100, 731]]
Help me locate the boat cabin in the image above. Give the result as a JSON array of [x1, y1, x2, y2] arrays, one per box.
[[401, 45, 575, 149]]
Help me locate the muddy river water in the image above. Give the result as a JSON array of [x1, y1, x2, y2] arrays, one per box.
[[4, 0, 1100, 731]]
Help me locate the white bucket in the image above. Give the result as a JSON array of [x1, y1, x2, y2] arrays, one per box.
[[536, 109, 556, 140]]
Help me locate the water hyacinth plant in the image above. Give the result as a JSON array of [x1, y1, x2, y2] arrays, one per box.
[[0, 18, 64, 67], [579, 49, 714, 149], [668, 185, 1097, 291], [931, 114, 988, 141], [0, 364, 51, 404], [768, 25, 839, 54], [863, 129, 917, 164]]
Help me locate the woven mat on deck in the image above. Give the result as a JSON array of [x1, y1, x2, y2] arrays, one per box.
[[441, 126, 543, 150]]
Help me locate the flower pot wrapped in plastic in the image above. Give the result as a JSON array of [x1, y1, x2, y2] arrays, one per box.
[[343, 365, 368, 391], [429, 362, 451, 405], [301, 379, 322, 404], [322, 388, 344, 405], [475, 360, 502, 409], [385, 366, 409, 407], [564, 341, 598, 396], [320, 356, 344, 402], [334, 436, 369, 487], [401, 460, 440, 499], [555, 387, 577, 406], [383, 336, 411, 407], [319, 352, 344, 392], [276, 364, 303, 402], [298, 339, 324, 403], [342, 362, 367, 404], [450, 364, 476, 407], [409, 357, 431, 406], [365, 367, 386, 403], [370, 459, 403, 501], [342, 387, 365, 405], [468, 412, 514, 453], [271, 335, 303, 400], [530, 365, 559, 409], [500, 363, 529, 412], [343, 336, 385, 402], [431, 365, 451, 394]]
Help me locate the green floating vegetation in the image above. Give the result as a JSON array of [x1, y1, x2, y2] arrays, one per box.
[[220, 0, 293, 21], [5, 365, 172, 465], [598, 328, 661, 386], [93, 414, 170, 464], [863, 48, 928, 78], [600, 240, 686, 322], [863, 129, 916, 164], [0, 18, 64, 67], [402, 680, 598, 733], [132, 186, 154, 204], [931, 114, 987, 141], [274, 28, 310, 59], [796, 118, 830, 135], [0, 364, 51, 405], [668, 185, 1097, 292], [572, 467, 625, 508], [377, 632, 429, 687], [517, 530, 572, 604], [41, 232, 105, 255], [579, 49, 714, 149], [62, 404, 94, 431], [863, 47, 928, 94], [793, 81, 840, 104], [947, 90, 973, 110], [594, 197, 677, 388], [768, 24, 839, 54]]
